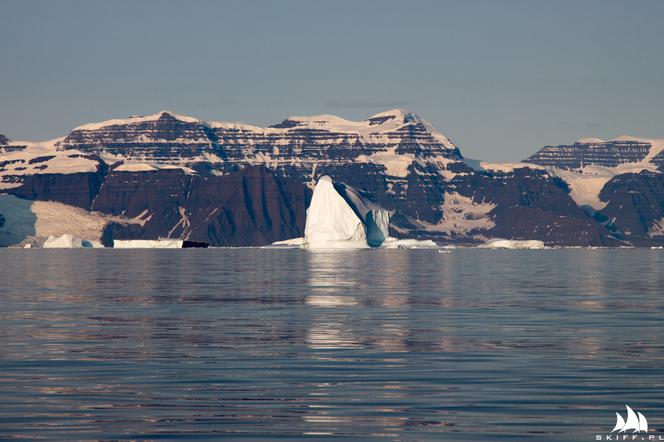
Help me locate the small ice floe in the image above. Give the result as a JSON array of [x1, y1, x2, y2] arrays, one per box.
[[271, 237, 305, 247], [112, 239, 208, 248], [380, 238, 438, 249], [478, 238, 546, 249]]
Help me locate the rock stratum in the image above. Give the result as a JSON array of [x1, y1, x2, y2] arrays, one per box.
[[1, 109, 663, 247]]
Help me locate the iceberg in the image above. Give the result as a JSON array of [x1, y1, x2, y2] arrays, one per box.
[[380, 238, 438, 249], [269, 237, 305, 247], [304, 176, 372, 249], [479, 238, 546, 249], [334, 182, 390, 247], [43, 234, 103, 248], [113, 239, 184, 248], [277, 176, 439, 249]]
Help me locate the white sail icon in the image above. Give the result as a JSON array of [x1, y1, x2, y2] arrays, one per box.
[[611, 405, 648, 433]]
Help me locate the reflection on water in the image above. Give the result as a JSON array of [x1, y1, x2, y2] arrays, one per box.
[[1, 249, 664, 441]]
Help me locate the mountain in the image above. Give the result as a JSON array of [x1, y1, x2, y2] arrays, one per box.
[[0, 110, 661, 247], [524, 136, 664, 245]]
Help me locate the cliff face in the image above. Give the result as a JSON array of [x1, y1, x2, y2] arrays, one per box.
[[525, 139, 652, 169], [8, 164, 107, 209], [450, 169, 616, 246], [90, 166, 310, 246], [2, 110, 664, 246], [598, 171, 664, 245], [524, 136, 664, 246]]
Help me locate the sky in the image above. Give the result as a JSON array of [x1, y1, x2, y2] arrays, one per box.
[[1, 0, 663, 162]]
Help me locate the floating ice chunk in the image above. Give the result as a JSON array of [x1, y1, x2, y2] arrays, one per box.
[[380, 238, 439, 249], [43, 234, 103, 248], [304, 176, 369, 249], [267, 237, 305, 248], [479, 238, 546, 249], [113, 239, 184, 248]]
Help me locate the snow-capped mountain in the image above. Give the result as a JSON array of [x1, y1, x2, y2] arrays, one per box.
[[55, 109, 461, 167], [525, 137, 662, 169], [1, 110, 662, 247], [524, 136, 664, 244]]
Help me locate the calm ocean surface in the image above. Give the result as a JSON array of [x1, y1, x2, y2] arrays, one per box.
[[0, 249, 663, 441]]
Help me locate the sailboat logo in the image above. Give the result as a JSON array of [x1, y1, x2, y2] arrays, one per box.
[[611, 405, 648, 433]]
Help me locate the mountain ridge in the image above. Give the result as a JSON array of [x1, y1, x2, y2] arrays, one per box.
[[1, 109, 663, 247]]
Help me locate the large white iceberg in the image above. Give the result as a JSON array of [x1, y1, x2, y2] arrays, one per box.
[[479, 238, 546, 249], [277, 176, 440, 249], [304, 176, 374, 249]]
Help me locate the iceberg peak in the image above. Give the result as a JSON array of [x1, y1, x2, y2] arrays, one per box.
[[303, 176, 390, 249]]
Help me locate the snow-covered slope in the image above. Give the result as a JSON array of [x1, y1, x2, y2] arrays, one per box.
[[0, 137, 101, 189], [0, 193, 139, 247], [525, 137, 661, 170], [525, 136, 664, 210]]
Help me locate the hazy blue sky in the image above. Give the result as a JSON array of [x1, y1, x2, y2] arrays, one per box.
[[1, 0, 663, 161]]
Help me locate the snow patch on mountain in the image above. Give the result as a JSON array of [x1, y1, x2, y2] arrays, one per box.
[[632, 137, 664, 165], [115, 163, 158, 172], [648, 218, 664, 237], [31, 200, 110, 241], [0, 139, 99, 187], [356, 147, 415, 177], [576, 137, 607, 144], [548, 167, 614, 210], [480, 162, 545, 173], [73, 111, 201, 131], [549, 161, 660, 210], [524, 135, 664, 210], [418, 192, 496, 235], [113, 162, 196, 174]]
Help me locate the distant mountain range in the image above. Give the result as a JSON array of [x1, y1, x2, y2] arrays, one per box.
[[1, 109, 663, 247]]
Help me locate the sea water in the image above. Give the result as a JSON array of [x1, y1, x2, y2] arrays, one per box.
[[0, 248, 663, 441]]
